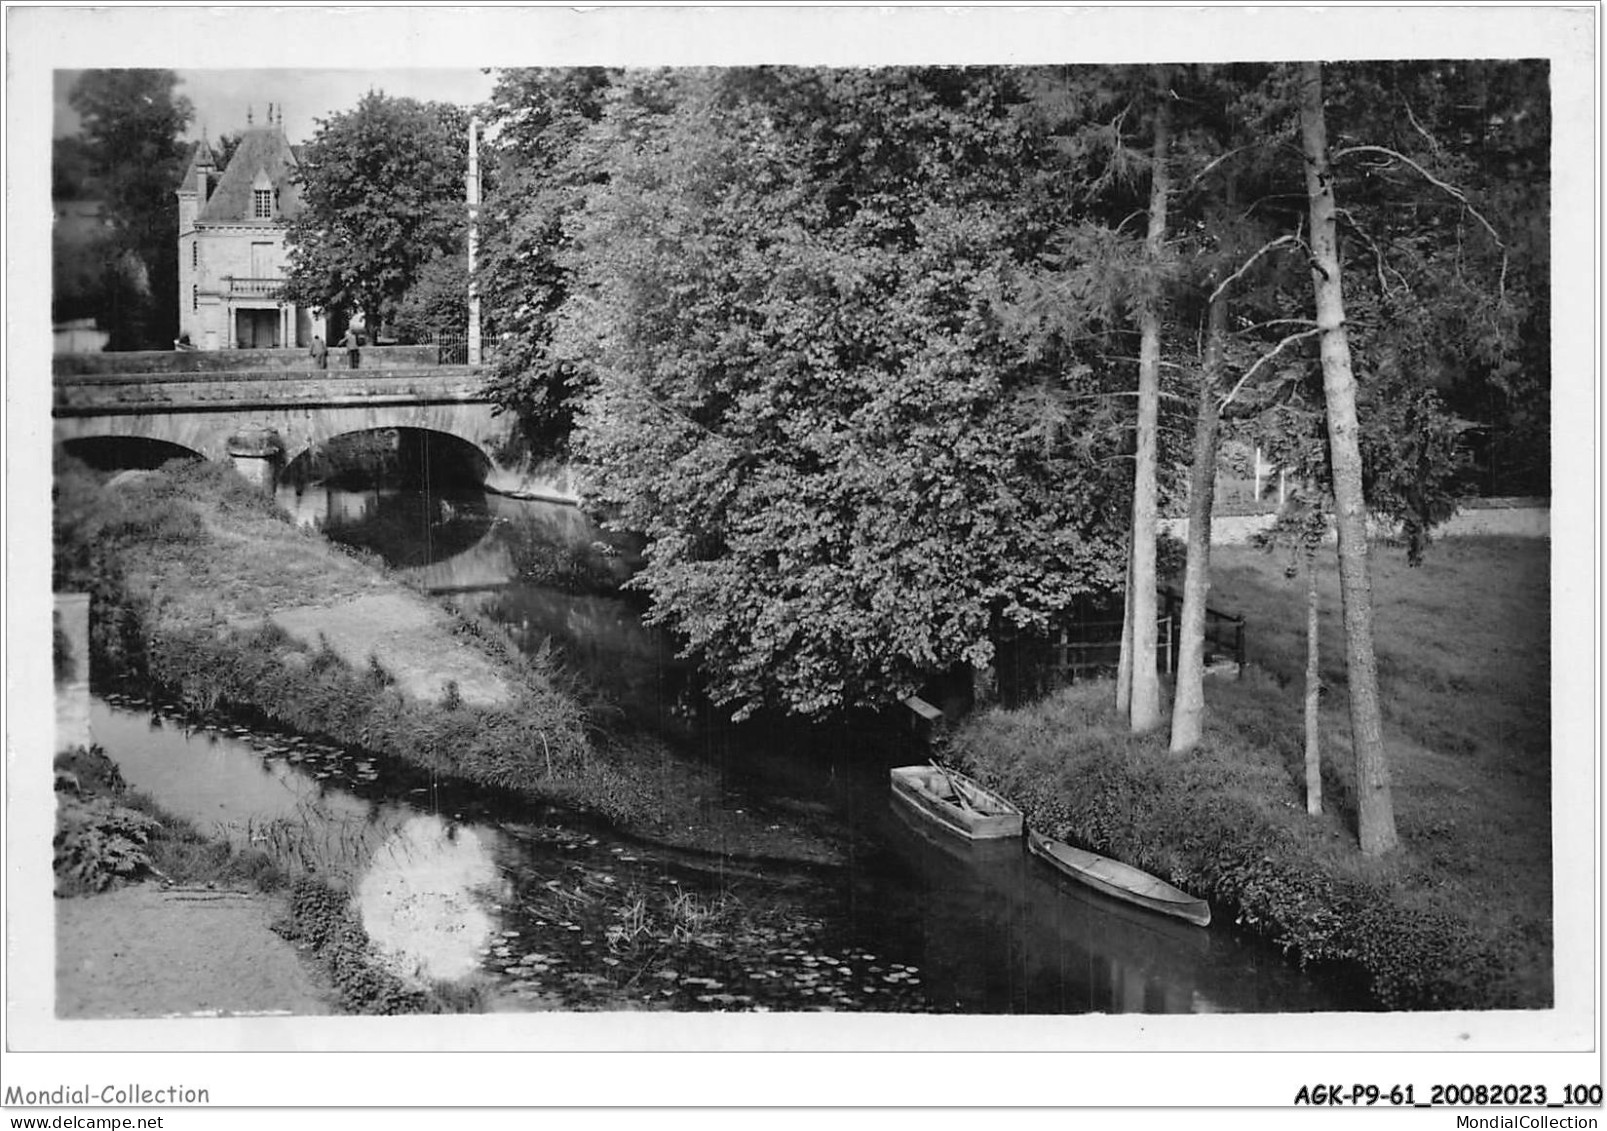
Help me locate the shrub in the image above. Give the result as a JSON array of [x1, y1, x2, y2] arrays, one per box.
[[54, 793, 162, 894], [947, 683, 1529, 1010], [54, 746, 287, 894]]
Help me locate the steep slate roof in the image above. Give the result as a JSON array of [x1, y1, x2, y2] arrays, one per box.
[[178, 138, 219, 188], [196, 125, 303, 224]]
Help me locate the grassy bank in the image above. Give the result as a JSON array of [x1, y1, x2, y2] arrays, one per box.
[[51, 453, 767, 1014], [52, 454, 677, 825], [946, 538, 1551, 1010], [54, 744, 284, 897]]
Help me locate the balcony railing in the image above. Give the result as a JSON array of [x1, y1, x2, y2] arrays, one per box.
[[222, 276, 285, 298]]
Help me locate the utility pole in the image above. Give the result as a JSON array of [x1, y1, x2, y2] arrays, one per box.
[[467, 115, 482, 366]]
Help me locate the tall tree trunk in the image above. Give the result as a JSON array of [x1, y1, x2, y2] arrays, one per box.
[[1304, 542, 1323, 815], [1127, 66, 1171, 734], [1168, 290, 1226, 753], [1116, 527, 1134, 714], [1298, 61, 1398, 855]]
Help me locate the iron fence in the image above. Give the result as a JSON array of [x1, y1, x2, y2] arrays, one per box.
[[425, 330, 470, 365]]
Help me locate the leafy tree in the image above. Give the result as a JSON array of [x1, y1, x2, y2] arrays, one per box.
[[1122, 65, 1174, 734], [480, 60, 1536, 764], [1249, 355, 1471, 822], [1162, 61, 1522, 763], [52, 135, 96, 200], [1163, 62, 1306, 754], [214, 130, 244, 169], [560, 67, 1128, 719], [1319, 60, 1549, 497], [66, 69, 194, 347], [478, 67, 617, 453], [997, 67, 1205, 721], [285, 91, 472, 335], [391, 251, 468, 344], [1167, 285, 1228, 753], [1299, 60, 1400, 855]]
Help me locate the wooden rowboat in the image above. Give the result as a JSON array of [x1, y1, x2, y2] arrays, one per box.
[[1027, 829, 1211, 927], [889, 765, 1024, 841]]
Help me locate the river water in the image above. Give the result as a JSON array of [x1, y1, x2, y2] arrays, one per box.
[[89, 465, 1352, 1014]]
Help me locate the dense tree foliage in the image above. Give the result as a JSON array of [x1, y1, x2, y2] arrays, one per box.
[[1321, 60, 1550, 497], [478, 67, 617, 452], [472, 61, 1546, 747], [64, 69, 194, 347], [285, 91, 472, 336], [547, 68, 1131, 718]]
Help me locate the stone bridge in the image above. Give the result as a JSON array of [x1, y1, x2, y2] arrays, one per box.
[[52, 358, 579, 501]]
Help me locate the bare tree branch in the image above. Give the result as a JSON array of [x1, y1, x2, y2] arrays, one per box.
[[1115, 208, 1147, 235], [1233, 317, 1320, 335], [1061, 389, 1193, 404], [1331, 144, 1505, 245], [1335, 207, 1392, 295], [1218, 326, 1324, 412], [1331, 142, 1509, 300], [1186, 139, 1260, 190], [1402, 100, 1445, 161], [1209, 234, 1299, 303]]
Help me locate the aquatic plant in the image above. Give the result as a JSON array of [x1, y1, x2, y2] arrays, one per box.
[[236, 813, 383, 884]]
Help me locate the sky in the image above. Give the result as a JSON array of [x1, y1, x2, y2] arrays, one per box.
[[54, 68, 501, 144]]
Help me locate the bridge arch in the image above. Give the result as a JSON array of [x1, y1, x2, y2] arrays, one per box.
[[60, 433, 206, 471], [54, 413, 232, 462], [281, 425, 493, 488]]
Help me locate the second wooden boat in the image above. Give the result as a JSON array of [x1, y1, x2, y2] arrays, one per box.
[[889, 765, 1024, 841], [1028, 830, 1211, 927]]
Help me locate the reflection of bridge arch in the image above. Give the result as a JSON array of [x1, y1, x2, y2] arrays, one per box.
[[402, 495, 600, 593]]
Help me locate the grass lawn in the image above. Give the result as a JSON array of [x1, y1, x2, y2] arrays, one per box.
[[949, 535, 1552, 1009]]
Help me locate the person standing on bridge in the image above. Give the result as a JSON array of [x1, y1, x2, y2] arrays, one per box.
[[310, 334, 328, 370], [341, 326, 360, 370]]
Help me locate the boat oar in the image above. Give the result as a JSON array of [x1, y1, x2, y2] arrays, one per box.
[[930, 759, 976, 811]]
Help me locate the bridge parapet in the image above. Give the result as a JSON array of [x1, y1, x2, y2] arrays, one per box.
[[54, 368, 489, 416], [54, 344, 445, 377]]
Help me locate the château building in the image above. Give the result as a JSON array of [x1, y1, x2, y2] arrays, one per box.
[[175, 105, 325, 350]]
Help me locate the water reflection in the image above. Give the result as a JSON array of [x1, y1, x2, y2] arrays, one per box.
[[872, 801, 1221, 1013], [276, 482, 492, 567], [89, 694, 1347, 1012], [357, 814, 510, 986]]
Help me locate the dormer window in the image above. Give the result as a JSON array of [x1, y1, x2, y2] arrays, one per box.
[[250, 167, 275, 220]]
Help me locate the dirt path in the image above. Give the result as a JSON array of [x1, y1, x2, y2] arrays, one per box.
[[269, 591, 515, 708], [55, 885, 334, 1019]]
